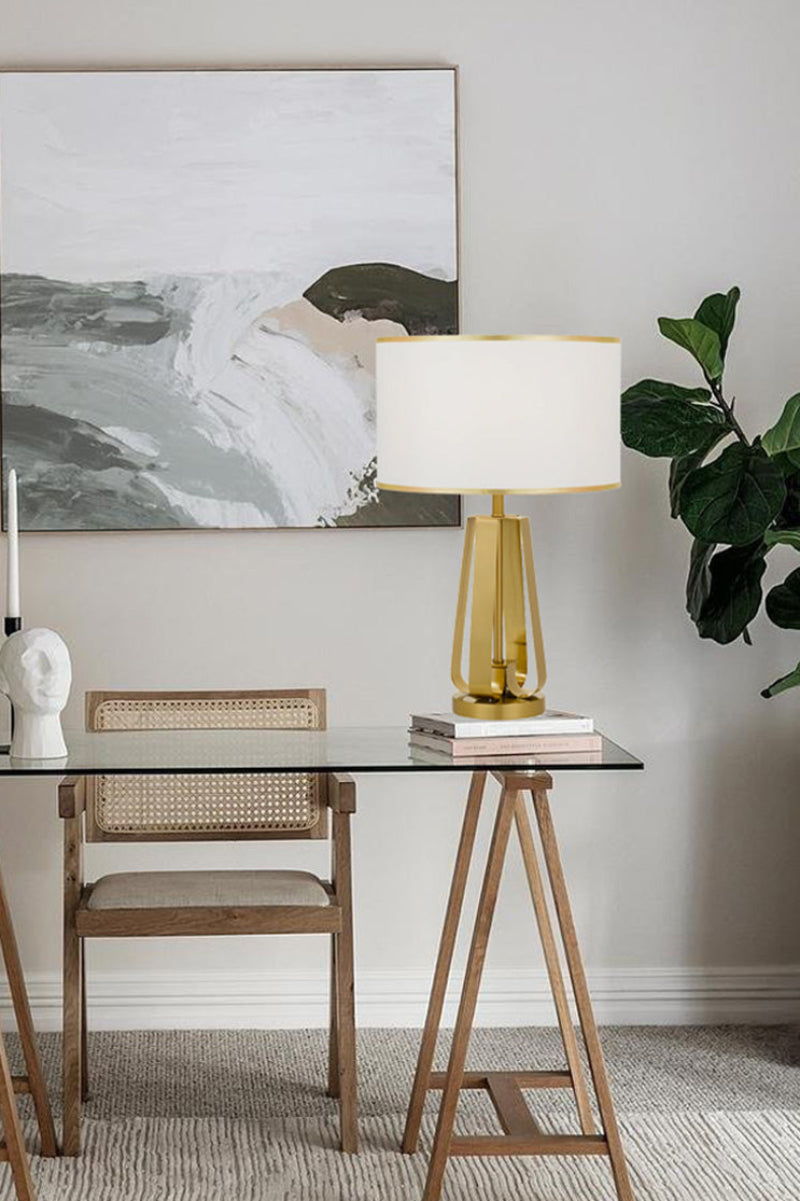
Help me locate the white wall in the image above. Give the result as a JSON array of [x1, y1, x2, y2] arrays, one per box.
[[3, 0, 800, 1027]]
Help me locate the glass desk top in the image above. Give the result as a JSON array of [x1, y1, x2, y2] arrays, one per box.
[[0, 727, 642, 776]]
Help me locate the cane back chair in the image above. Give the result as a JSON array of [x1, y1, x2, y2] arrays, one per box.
[[59, 689, 357, 1157]]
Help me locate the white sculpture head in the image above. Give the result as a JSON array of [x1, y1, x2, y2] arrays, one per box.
[[0, 629, 71, 759], [0, 628, 71, 714]]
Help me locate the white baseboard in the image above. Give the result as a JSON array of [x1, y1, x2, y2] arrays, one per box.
[[4, 966, 799, 1031]]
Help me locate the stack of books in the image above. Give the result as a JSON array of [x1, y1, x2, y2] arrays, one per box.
[[408, 710, 600, 758]]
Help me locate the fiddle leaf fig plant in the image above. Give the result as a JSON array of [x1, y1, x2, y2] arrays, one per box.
[[621, 286, 800, 698]]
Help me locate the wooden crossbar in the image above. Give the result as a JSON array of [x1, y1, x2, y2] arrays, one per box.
[[485, 1073, 539, 1138], [450, 1133, 609, 1157], [428, 1069, 573, 1091], [76, 904, 342, 938], [10, 1077, 30, 1095]]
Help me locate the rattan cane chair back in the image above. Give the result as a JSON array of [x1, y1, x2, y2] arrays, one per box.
[[84, 689, 327, 843]]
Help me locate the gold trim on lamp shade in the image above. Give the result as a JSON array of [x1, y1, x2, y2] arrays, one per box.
[[376, 333, 620, 344], [376, 481, 620, 495]]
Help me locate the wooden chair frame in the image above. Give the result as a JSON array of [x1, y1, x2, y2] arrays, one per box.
[[59, 689, 357, 1159]]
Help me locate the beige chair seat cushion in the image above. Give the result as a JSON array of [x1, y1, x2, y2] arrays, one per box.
[[86, 869, 330, 910]]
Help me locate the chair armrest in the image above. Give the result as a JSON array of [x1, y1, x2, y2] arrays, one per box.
[[328, 772, 356, 814], [58, 776, 86, 819]]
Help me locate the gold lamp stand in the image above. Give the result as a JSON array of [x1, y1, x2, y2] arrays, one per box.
[[451, 494, 547, 720]]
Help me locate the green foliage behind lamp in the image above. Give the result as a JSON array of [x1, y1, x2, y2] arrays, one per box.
[[621, 286, 800, 698]]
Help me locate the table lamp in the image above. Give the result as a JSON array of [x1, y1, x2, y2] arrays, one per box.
[[376, 334, 620, 720]]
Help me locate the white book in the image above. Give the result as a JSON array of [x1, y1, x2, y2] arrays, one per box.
[[409, 709, 594, 739]]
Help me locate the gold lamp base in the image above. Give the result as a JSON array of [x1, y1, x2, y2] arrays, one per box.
[[451, 494, 547, 721], [452, 693, 546, 720]]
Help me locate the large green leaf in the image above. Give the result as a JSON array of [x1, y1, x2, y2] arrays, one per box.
[[693, 287, 740, 360], [679, 443, 786, 545], [769, 451, 800, 476], [764, 528, 800, 551], [621, 398, 726, 459], [762, 661, 800, 698], [686, 539, 715, 622], [622, 379, 712, 405], [689, 541, 767, 643], [765, 566, 800, 628], [775, 469, 800, 527], [762, 393, 800, 467], [658, 317, 724, 380], [669, 429, 729, 518]]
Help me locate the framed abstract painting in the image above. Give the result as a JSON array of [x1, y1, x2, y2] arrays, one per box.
[[0, 67, 459, 530]]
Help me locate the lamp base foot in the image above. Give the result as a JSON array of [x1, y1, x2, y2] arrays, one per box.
[[452, 693, 546, 721]]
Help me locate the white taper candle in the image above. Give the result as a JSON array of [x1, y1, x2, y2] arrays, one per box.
[[6, 470, 19, 619]]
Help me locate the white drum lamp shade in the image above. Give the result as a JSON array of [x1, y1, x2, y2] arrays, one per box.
[[376, 335, 621, 494]]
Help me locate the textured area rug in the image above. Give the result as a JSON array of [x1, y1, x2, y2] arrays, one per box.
[[1, 1027, 798, 1200]]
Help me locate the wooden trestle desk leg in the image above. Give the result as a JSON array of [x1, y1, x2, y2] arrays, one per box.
[[0, 1032, 36, 1201], [403, 771, 486, 1154], [420, 784, 518, 1201], [409, 770, 635, 1201], [532, 784, 635, 1201], [513, 795, 595, 1136], [0, 855, 60, 1200]]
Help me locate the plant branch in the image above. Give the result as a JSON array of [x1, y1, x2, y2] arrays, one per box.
[[706, 375, 749, 445]]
